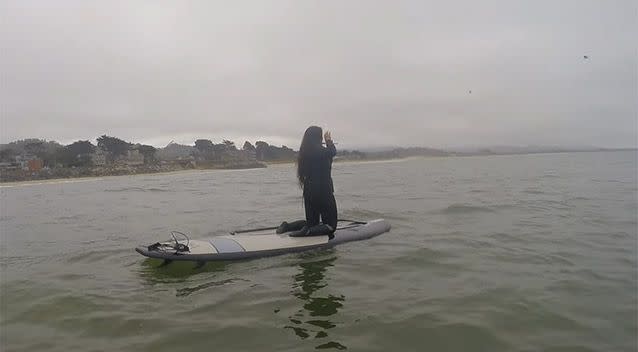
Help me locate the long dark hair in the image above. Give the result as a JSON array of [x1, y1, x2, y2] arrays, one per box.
[[297, 126, 323, 187]]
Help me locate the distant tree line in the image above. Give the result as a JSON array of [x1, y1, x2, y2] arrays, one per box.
[[192, 138, 296, 162], [363, 147, 449, 159], [0, 136, 157, 167], [96, 135, 157, 164], [0, 135, 301, 168], [0, 136, 464, 174], [193, 138, 237, 161], [254, 141, 296, 161]]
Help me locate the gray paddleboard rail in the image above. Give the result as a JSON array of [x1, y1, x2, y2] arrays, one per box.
[[135, 219, 390, 262]]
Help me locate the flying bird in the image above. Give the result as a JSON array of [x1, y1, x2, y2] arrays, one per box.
[[583, 55, 589, 59]]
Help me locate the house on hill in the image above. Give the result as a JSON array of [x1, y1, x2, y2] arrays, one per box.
[[122, 149, 144, 166], [91, 148, 107, 166]]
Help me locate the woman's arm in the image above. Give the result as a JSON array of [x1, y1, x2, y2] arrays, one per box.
[[324, 131, 336, 158]]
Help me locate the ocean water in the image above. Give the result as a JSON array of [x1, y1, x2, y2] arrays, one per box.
[[1, 151, 636, 351]]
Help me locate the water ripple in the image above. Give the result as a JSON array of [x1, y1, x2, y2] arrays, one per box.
[[1, 151, 636, 352]]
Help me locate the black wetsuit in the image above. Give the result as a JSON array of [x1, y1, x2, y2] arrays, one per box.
[[302, 141, 337, 232]]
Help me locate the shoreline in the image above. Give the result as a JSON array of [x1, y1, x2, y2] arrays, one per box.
[[0, 158, 408, 186], [0, 164, 267, 187], [2, 149, 634, 186]]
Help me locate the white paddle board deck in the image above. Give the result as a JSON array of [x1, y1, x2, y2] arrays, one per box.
[[135, 219, 390, 262]]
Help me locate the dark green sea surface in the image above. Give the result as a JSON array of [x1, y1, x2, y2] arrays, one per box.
[[1, 151, 636, 351]]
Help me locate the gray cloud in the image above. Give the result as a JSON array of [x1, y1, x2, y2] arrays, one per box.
[[1, 0, 636, 149]]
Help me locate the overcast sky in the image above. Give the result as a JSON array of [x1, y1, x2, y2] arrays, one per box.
[[1, 0, 636, 149]]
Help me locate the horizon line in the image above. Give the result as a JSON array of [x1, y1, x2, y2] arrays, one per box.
[[1, 137, 637, 152]]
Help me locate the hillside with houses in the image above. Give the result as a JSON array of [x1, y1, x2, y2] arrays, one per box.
[[0, 136, 297, 182], [2, 135, 602, 183]]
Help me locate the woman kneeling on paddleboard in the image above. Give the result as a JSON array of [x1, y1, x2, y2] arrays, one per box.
[[294, 126, 338, 237]]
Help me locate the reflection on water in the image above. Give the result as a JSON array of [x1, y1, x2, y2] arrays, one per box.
[[286, 256, 347, 350], [137, 258, 230, 287]]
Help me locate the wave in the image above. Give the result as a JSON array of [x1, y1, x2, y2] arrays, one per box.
[[522, 189, 546, 195], [438, 204, 495, 214], [104, 187, 170, 193], [341, 208, 386, 220], [176, 278, 247, 297], [469, 189, 485, 193], [65, 248, 125, 264], [0, 177, 104, 188]]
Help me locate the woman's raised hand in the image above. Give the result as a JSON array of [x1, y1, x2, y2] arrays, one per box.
[[324, 131, 332, 142]]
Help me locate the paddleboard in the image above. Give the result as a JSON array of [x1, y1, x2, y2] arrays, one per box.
[[135, 219, 390, 262]]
